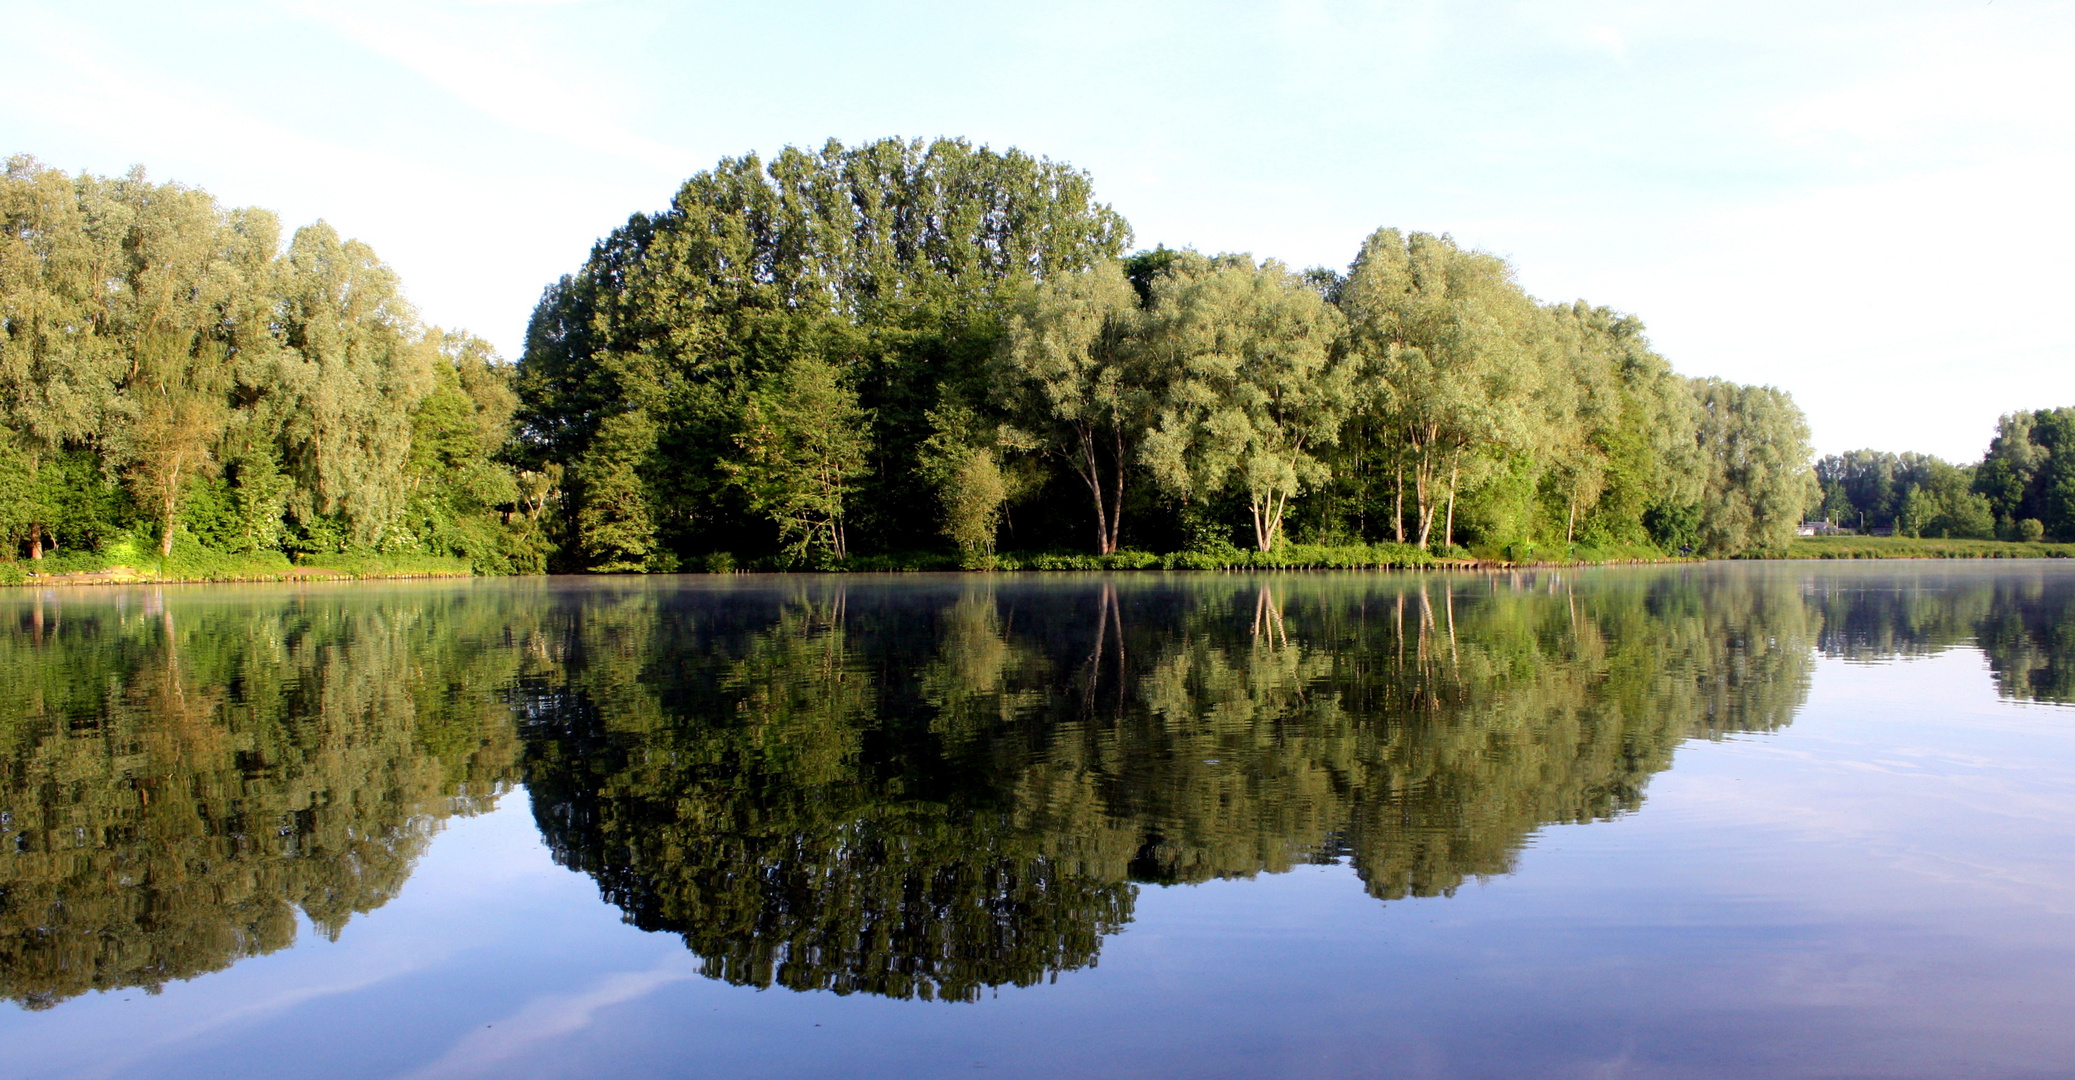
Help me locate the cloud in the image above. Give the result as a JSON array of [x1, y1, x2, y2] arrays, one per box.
[[399, 955, 704, 1080]]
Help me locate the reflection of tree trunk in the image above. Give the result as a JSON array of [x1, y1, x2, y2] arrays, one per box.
[[1444, 584, 1457, 664], [1084, 583, 1126, 713], [1251, 586, 1288, 650], [1394, 591, 1404, 661]]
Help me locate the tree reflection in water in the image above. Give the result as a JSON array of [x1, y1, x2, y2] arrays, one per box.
[[514, 569, 1819, 1001], [10, 565, 2075, 1011], [0, 586, 527, 1010]]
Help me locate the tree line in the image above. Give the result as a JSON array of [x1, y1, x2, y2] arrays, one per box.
[[5, 141, 1821, 573], [518, 137, 1818, 569], [0, 156, 545, 573], [1814, 407, 2075, 542]]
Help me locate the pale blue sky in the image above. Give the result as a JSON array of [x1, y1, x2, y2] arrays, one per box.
[[5, 0, 2069, 460]]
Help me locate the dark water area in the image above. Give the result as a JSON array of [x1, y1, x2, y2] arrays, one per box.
[[3, 564, 2073, 1079]]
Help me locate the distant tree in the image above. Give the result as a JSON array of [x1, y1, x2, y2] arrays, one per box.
[[1975, 408, 2075, 540], [1897, 464, 1994, 539]]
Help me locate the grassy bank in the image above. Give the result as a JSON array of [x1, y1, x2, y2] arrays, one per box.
[[1784, 536, 2075, 560], [1, 537, 472, 586], [823, 540, 1676, 573], [6, 538, 1685, 585]]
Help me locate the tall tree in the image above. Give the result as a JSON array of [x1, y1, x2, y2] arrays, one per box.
[[517, 137, 1131, 567], [1687, 378, 1817, 556], [0, 159, 130, 557], [1338, 230, 1541, 550], [992, 264, 1148, 554], [1140, 254, 1351, 552]]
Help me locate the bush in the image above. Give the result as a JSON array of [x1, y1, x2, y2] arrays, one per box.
[[2021, 518, 2046, 543]]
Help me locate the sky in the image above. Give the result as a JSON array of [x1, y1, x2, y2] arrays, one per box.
[[3, 0, 2069, 461]]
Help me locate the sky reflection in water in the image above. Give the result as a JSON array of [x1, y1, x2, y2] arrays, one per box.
[[3, 564, 2074, 1079]]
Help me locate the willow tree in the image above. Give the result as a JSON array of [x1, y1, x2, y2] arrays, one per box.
[[1338, 229, 1540, 550], [1687, 378, 1817, 555], [1530, 302, 1699, 549], [0, 160, 132, 556], [1, 157, 527, 569], [272, 222, 439, 546], [1140, 255, 1351, 552], [991, 263, 1148, 554], [97, 180, 266, 556]]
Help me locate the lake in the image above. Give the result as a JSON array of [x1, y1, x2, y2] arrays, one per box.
[[3, 564, 2073, 1079]]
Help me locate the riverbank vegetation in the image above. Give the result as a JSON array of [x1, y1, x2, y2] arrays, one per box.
[[517, 138, 1817, 570], [5, 141, 1822, 576], [0, 156, 545, 579], [1786, 536, 2075, 560], [1813, 410, 2075, 545]]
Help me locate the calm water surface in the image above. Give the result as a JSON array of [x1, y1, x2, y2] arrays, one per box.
[[3, 564, 2073, 1079]]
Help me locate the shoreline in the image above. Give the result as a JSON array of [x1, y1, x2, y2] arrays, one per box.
[[8, 539, 2073, 588]]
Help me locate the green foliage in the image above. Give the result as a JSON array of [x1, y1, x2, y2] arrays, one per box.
[[0, 157, 534, 577], [1974, 408, 2075, 541], [1896, 461, 1994, 539], [724, 355, 873, 564], [515, 137, 1131, 569], [519, 143, 1808, 567], [1141, 254, 1351, 552], [1687, 379, 1817, 556], [993, 262, 1149, 554], [9, 144, 1843, 574]]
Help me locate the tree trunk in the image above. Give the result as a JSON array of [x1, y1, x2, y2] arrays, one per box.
[[1414, 444, 1435, 549], [28, 523, 42, 561], [1079, 428, 1113, 555], [1108, 427, 1125, 555], [1392, 466, 1404, 544], [1443, 457, 1459, 550]]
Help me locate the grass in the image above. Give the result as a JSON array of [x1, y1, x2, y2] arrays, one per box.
[[1784, 536, 2075, 560], [813, 541, 1678, 573], [2, 535, 472, 586]]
